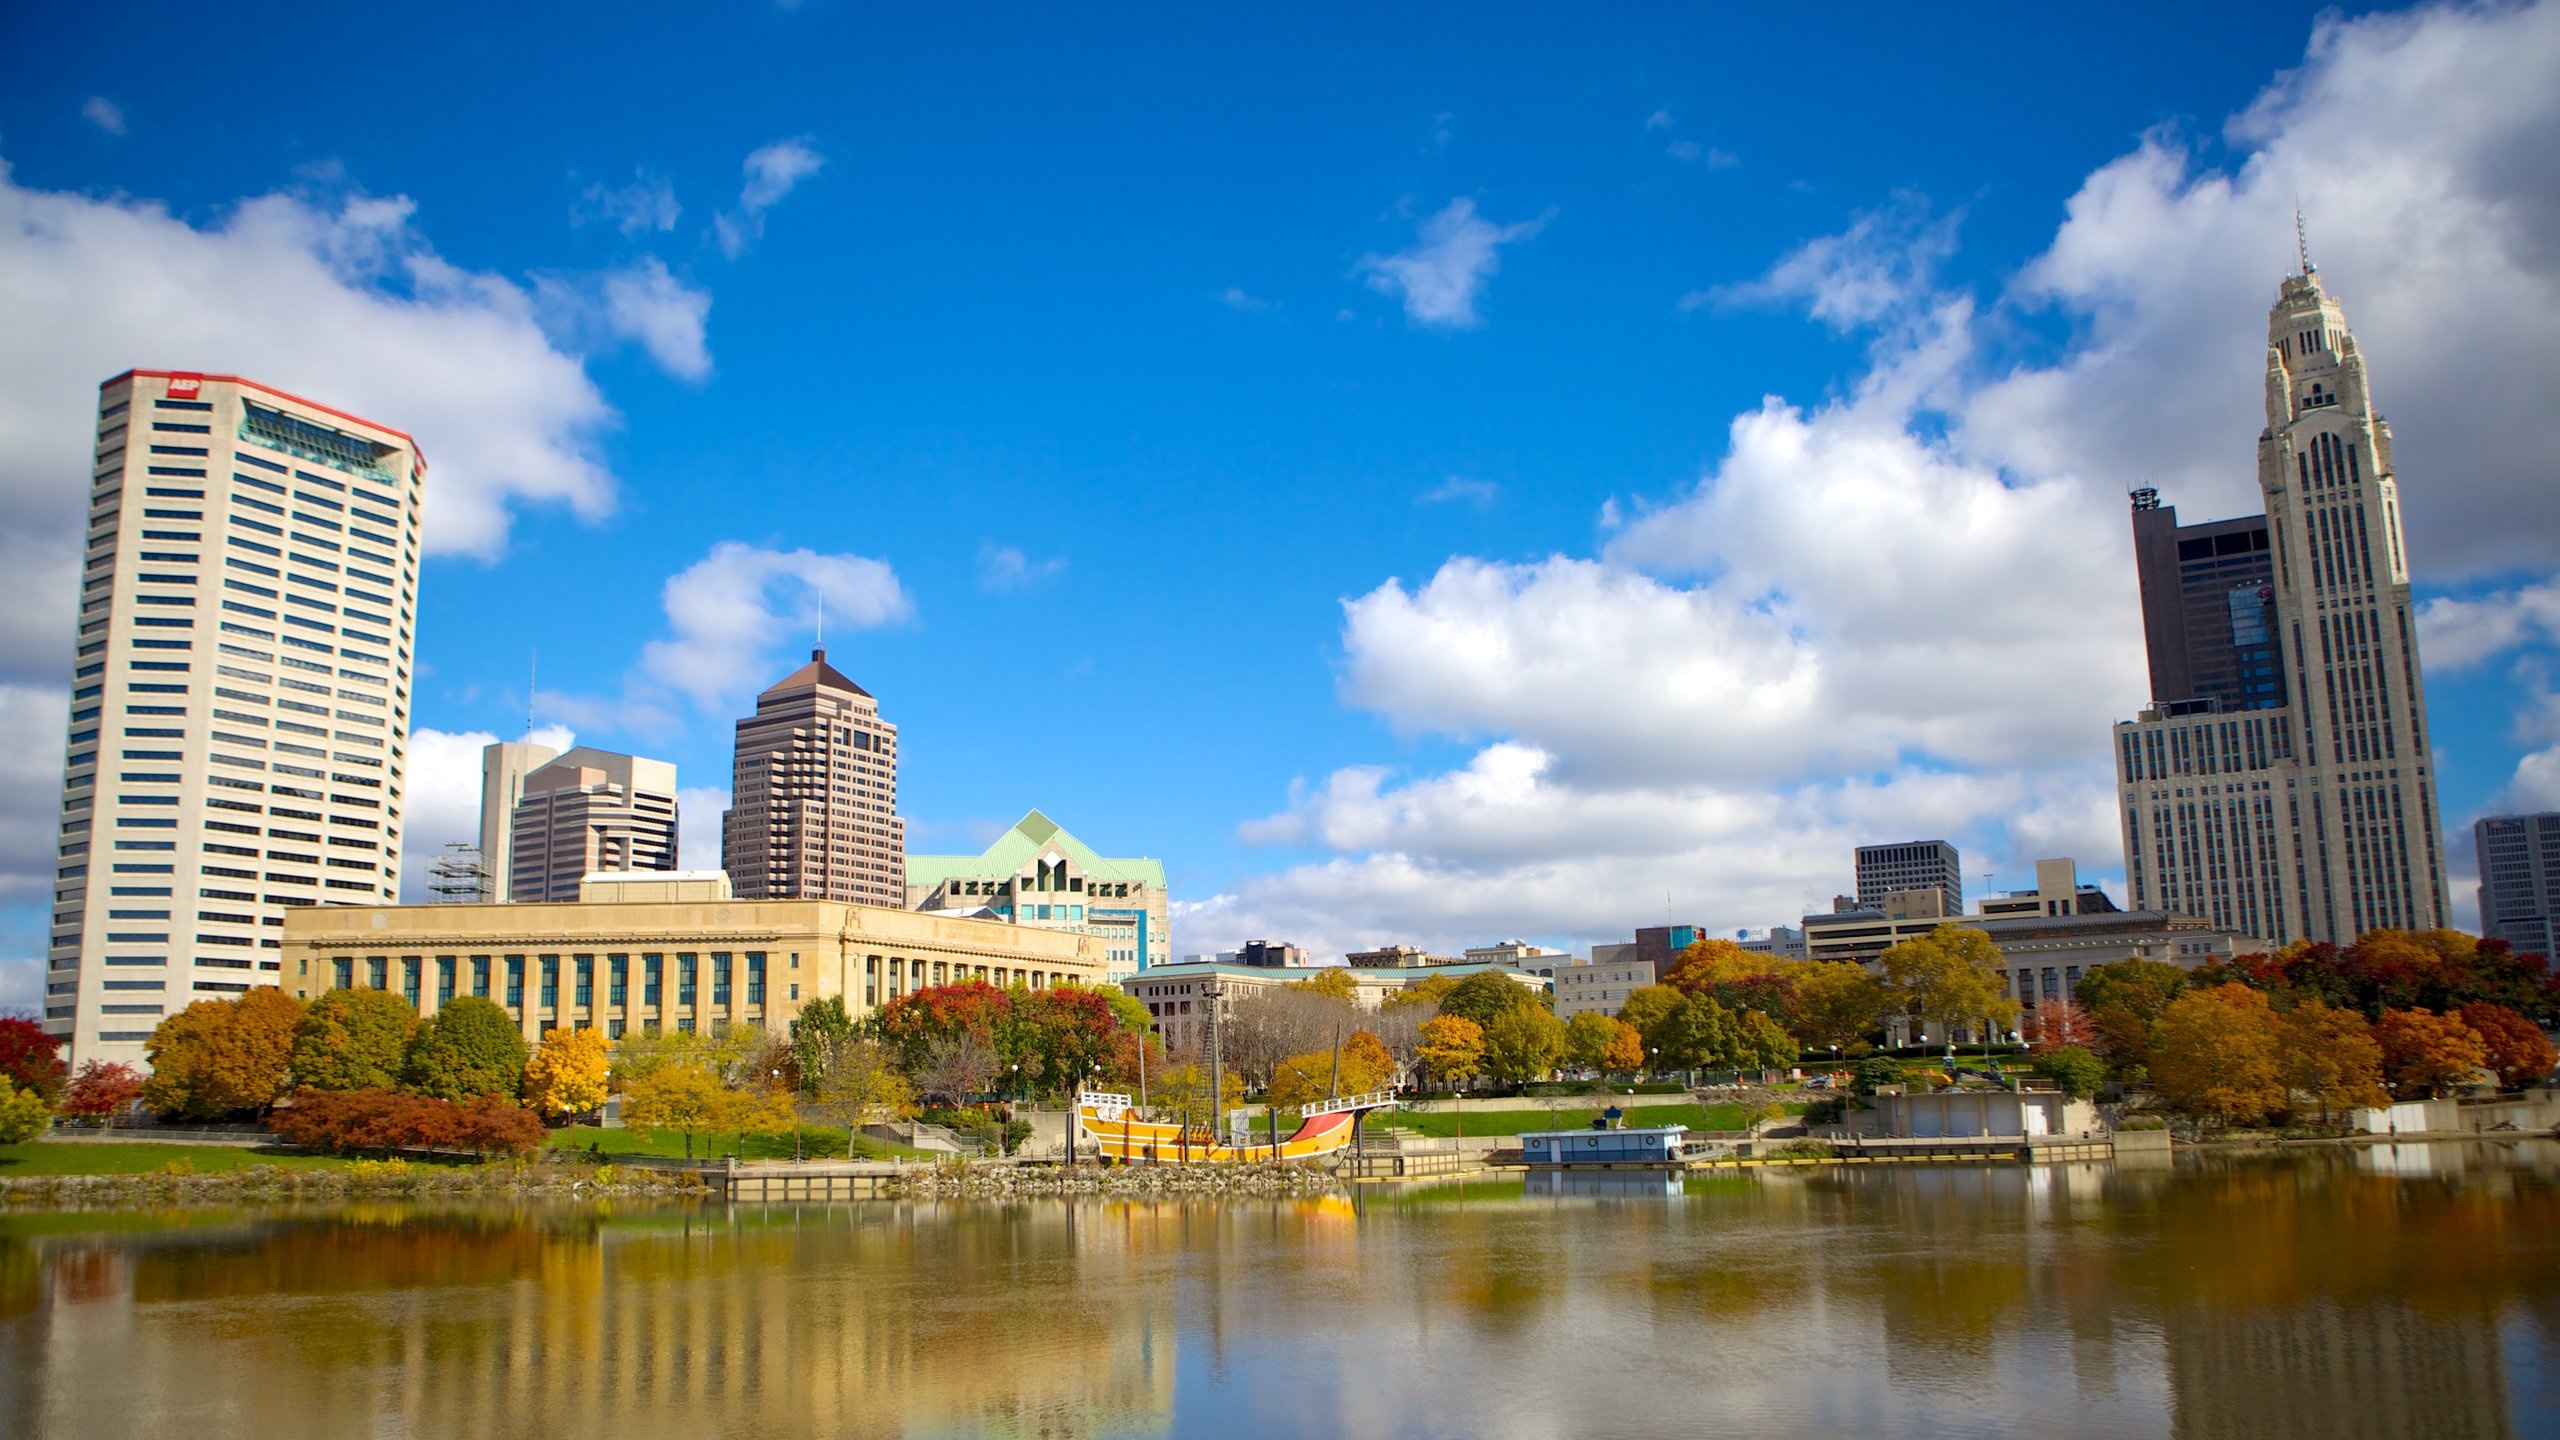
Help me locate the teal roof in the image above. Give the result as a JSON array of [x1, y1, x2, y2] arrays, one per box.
[[906, 809, 1168, 890]]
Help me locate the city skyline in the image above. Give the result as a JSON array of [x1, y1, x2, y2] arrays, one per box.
[[6, 4, 2560, 1011]]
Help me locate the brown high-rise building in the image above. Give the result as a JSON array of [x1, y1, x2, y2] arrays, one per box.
[[721, 649, 904, 905]]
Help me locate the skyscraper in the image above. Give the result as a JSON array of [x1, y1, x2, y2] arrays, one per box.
[[48, 371, 425, 1065], [2474, 813, 2560, 959], [1855, 840, 1963, 918], [721, 649, 905, 905], [507, 747, 679, 903], [2115, 262, 2447, 944], [476, 738, 558, 903]]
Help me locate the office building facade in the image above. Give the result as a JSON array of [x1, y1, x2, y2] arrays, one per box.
[[906, 809, 1170, 985], [48, 371, 424, 1066], [2129, 494, 2286, 714], [507, 747, 679, 903], [722, 648, 905, 906], [2115, 265, 2448, 944], [476, 739, 557, 903], [1855, 840, 1963, 918], [2475, 813, 2560, 959]]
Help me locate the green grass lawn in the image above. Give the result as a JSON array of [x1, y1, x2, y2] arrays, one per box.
[[1382, 1101, 1807, 1139], [544, 1125, 930, 1164], [0, 1141, 355, 1176]]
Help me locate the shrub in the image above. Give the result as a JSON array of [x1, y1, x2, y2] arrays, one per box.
[[268, 1086, 542, 1158], [1765, 1139, 1837, 1160], [0, 1076, 53, 1143]]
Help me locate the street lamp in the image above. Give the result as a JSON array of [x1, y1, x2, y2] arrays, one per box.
[[774, 1068, 799, 1160]]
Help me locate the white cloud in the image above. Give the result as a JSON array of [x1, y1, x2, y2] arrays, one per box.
[[577, 169, 681, 235], [1217, 286, 1270, 312], [1666, 139, 1702, 162], [1418, 476, 1498, 507], [397, 723, 576, 901], [601, 257, 713, 380], [1645, 109, 1674, 132], [678, 785, 730, 871], [638, 541, 910, 710], [1356, 198, 1547, 330], [0, 156, 623, 694], [80, 97, 124, 136], [1200, 1, 2560, 959], [716, 136, 825, 259], [977, 541, 1066, 594]]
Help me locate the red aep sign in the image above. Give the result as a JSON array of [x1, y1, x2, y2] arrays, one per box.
[[166, 373, 203, 399]]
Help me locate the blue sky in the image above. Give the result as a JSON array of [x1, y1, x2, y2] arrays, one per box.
[[5, 2, 2559, 1005]]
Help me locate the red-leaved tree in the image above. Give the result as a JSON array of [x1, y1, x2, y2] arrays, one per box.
[[0, 1016, 68, 1104], [59, 1061, 145, 1125], [2457, 1002, 2559, 1089]]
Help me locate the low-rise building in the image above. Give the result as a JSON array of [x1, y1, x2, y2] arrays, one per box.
[[1553, 954, 1658, 1020], [282, 871, 1109, 1043], [1345, 944, 1460, 968], [1737, 926, 1808, 962], [1122, 960, 1548, 1056]]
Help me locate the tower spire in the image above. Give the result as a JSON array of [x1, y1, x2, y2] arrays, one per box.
[[2295, 207, 2315, 276]]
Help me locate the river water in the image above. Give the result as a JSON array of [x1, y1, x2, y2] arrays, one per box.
[[3, 1144, 2557, 1439]]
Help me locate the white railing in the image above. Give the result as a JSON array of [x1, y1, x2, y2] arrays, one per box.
[[1301, 1090, 1397, 1118], [1076, 1090, 1134, 1110]]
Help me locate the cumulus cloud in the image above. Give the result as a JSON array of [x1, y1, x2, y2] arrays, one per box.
[[1217, 286, 1270, 312], [977, 541, 1067, 593], [1356, 198, 1547, 329], [716, 136, 824, 259], [535, 255, 714, 382], [1189, 1, 2560, 961], [638, 541, 910, 709], [80, 97, 124, 136], [0, 156, 623, 699], [678, 785, 731, 870], [577, 169, 681, 235], [397, 723, 576, 901]]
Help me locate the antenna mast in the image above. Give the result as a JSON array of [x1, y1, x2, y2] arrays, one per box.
[[2295, 207, 2314, 275]]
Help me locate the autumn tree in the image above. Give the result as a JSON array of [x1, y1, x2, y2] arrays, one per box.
[[1151, 1058, 1244, 1132], [59, 1060, 145, 1126], [621, 1065, 723, 1160], [787, 994, 858, 1093], [2375, 1008, 2489, 1099], [142, 988, 304, 1121], [1415, 1014, 1486, 1089], [1790, 962, 1890, 1051], [1481, 1006, 1568, 1086], [1616, 984, 1688, 1060], [1599, 1020, 1646, 1078], [874, 979, 1013, 1074], [1662, 938, 1776, 994], [521, 1026, 612, 1119], [0, 1077, 52, 1143], [2147, 984, 2285, 1131], [2457, 1002, 2559, 1089], [1879, 925, 2019, 1045], [803, 1036, 916, 1157], [711, 1080, 801, 1160], [0, 1015, 68, 1103], [2274, 1000, 2388, 1121], [2022, 999, 2094, 1055], [916, 1032, 1001, 1107], [289, 987, 418, 1092], [1730, 1008, 1798, 1072], [2072, 958, 2190, 1077], [402, 996, 531, 1101], [1291, 968, 1360, 1004], [1563, 1011, 1625, 1073], [1381, 973, 1460, 1011], [1220, 986, 1356, 1090], [1439, 971, 1546, 1029], [1266, 1029, 1397, 1109]]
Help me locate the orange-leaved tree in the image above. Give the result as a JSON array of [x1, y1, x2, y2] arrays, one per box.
[[2147, 983, 2284, 1131], [2376, 1008, 2489, 1098], [2274, 999, 2388, 1122], [142, 988, 304, 1121], [2457, 1002, 2558, 1089], [1416, 1014, 1486, 1089]]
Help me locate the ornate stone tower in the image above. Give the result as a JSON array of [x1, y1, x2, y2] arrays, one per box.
[[2115, 255, 2447, 945]]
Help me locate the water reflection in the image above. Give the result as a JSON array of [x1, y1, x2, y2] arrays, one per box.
[[0, 1144, 2552, 1439]]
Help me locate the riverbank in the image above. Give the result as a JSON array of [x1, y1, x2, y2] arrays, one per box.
[[0, 1153, 713, 1209]]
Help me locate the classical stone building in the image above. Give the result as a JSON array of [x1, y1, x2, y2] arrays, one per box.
[[282, 871, 1107, 1043], [722, 649, 906, 907], [47, 371, 424, 1067], [2115, 261, 2448, 943]]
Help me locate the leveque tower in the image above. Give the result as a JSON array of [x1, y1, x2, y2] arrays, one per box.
[[2114, 261, 2447, 946]]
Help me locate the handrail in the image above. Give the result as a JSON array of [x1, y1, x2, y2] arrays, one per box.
[[1300, 1090, 1397, 1118]]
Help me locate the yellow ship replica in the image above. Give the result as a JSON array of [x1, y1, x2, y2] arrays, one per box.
[[1073, 1089, 1399, 1164]]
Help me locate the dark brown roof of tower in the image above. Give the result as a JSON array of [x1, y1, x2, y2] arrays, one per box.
[[760, 647, 872, 699]]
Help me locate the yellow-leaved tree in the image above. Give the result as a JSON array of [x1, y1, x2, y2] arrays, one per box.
[[1416, 1014, 1486, 1089], [1265, 1029, 1396, 1109], [522, 1026, 612, 1119]]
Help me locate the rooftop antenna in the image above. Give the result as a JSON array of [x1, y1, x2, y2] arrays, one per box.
[[2295, 206, 2315, 276], [815, 587, 824, 653]]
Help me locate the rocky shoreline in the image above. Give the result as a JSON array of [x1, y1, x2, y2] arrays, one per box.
[[0, 1160, 715, 1210]]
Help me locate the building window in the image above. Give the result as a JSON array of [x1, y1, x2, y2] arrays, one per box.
[[505, 956, 524, 1008], [713, 953, 732, 1006], [746, 951, 766, 1004], [677, 1017, 694, 1034], [608, 1019, 625, 1039], [435, 956, 455, 1004], [644, 953, 663, 1006], [574, 954, 593, 1007], [334, 957, 353, 991], [401, 957, 420, 1006], [472, 956, 490, 999], [367, 956, 387, 990], [678, 954, 697, 1006], [539, 956, 559, 1009], [609, 955, 627, 1006]]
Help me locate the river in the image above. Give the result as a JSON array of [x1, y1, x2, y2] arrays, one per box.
[[3, 1143, 2557, 1438]]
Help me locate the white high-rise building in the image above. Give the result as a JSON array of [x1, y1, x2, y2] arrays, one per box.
[[477, 739, 559, 903], [2115, 261, 2448, 944], [47, 371, 424, 1066]]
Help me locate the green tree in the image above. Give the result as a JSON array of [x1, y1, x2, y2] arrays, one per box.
[[1440, 971, 1545, 1029], [2030, 1045, 2107, 1100], [1563, 1011, 1623, 1072], [1730, 1008, 1797, 1072], [787, 994, 858, 1094], [1658, 994, 1737, 1071], [142, 988, 304, 1120], [402, 996, 530, 1101], [0, 1076, 53, 1143], [1851, 1055, 1908, 1095], [1617, 984, 1688, 1060], [1481, 1006, 1567, 1086], [803, 1036, 915, 1158], [1381, 973, 1460, 1011], [1790, 962, 1890, 1050], [289, 987, 418, 1092], [1879, 925, 2019, 1043]]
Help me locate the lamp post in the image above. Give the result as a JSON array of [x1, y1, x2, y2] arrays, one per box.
[[775, 1068, 798, 1160]]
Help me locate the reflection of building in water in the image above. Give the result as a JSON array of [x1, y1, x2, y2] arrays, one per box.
[[2164, 1298, 2511, 1440], [2, 1207, 1175, 1439]]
